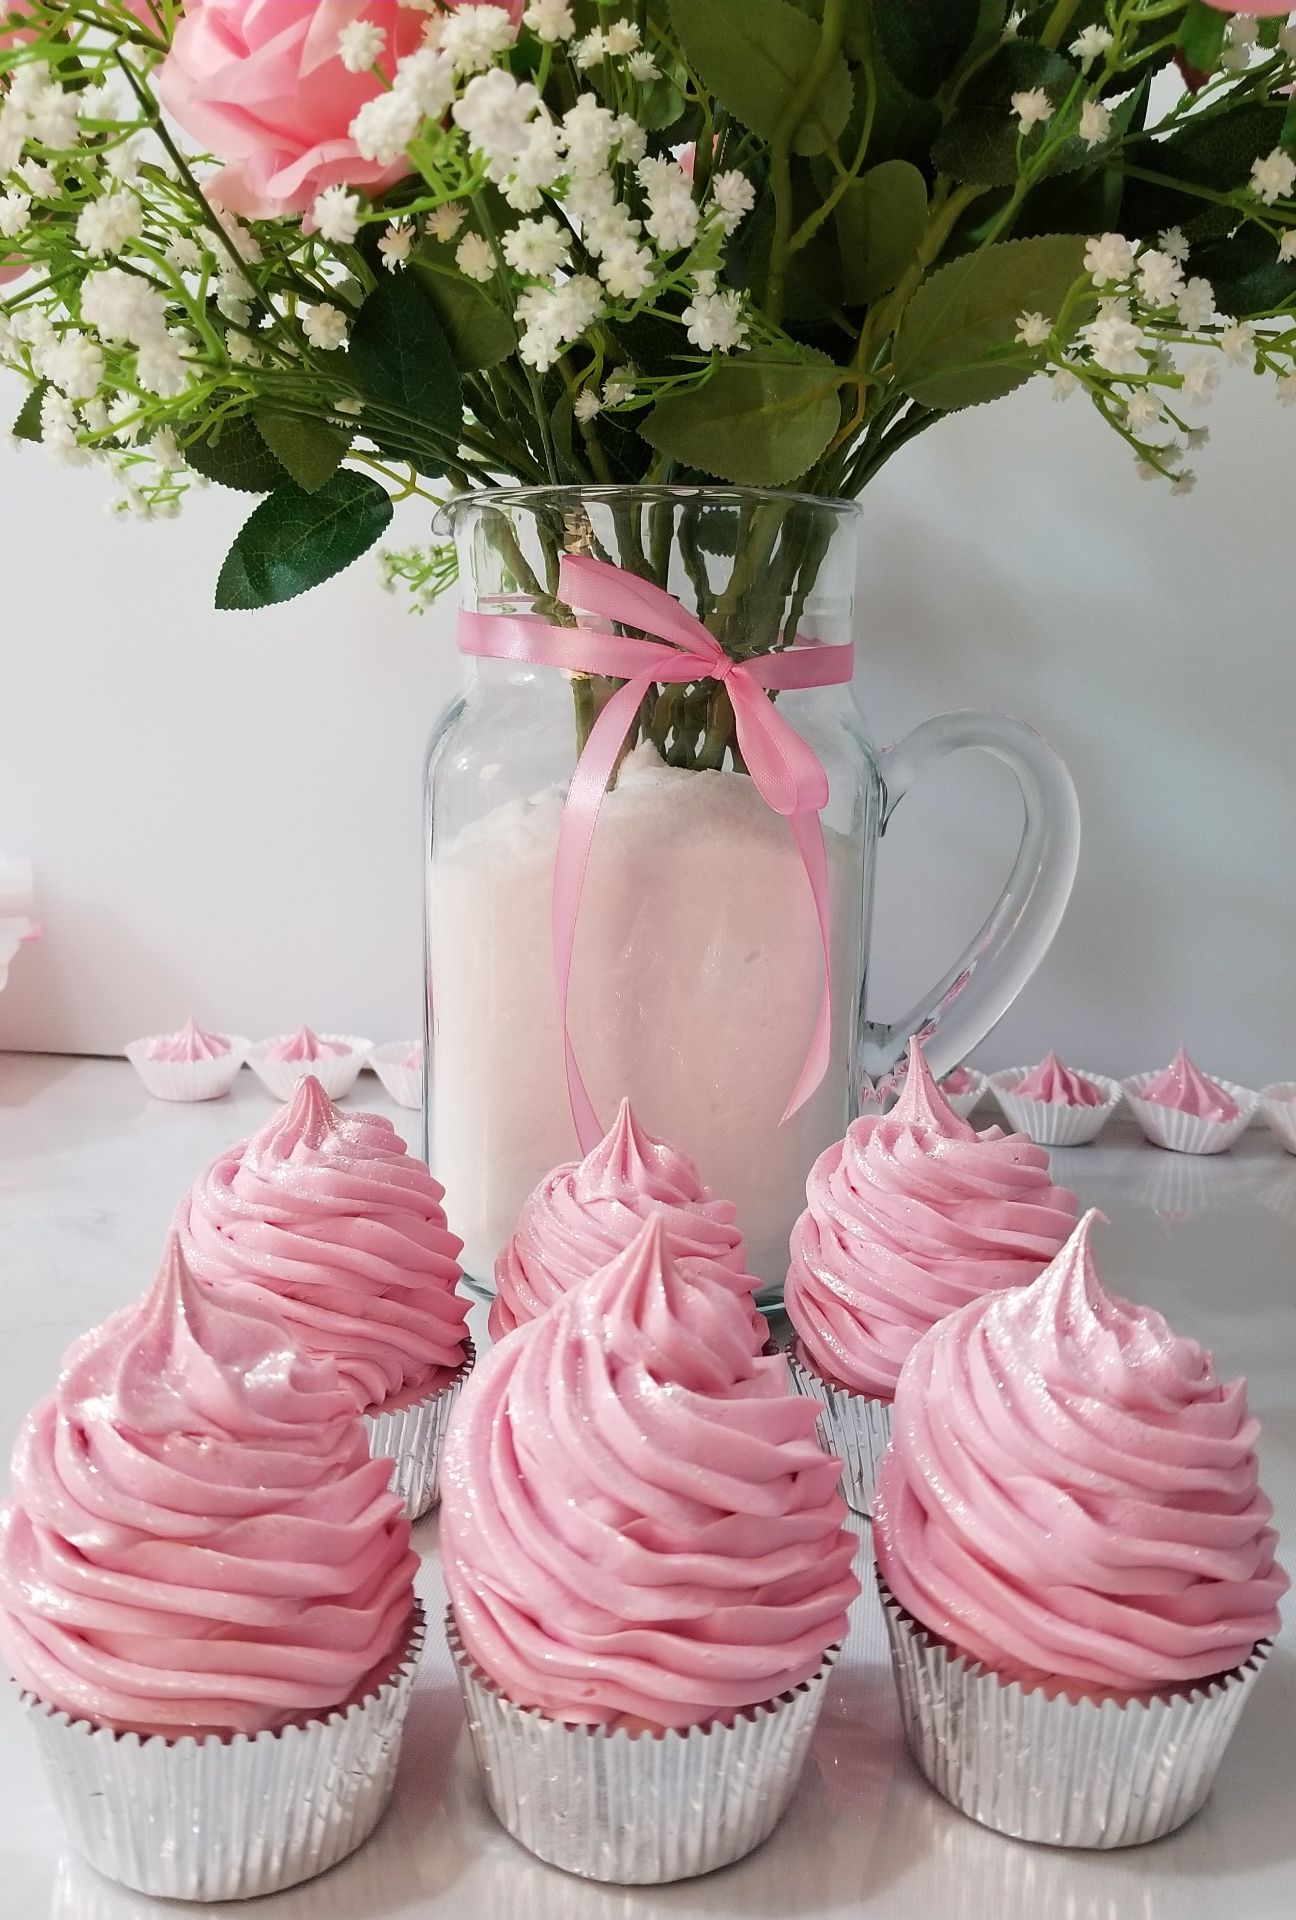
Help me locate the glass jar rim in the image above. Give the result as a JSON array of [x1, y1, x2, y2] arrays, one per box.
[[434, 483, 861, 538]]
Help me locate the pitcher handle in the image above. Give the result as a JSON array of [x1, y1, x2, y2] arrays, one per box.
[[859, 711, 1080, 1085]]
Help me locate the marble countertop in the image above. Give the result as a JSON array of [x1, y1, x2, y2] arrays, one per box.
[[1, 1052, 1293, 1919]]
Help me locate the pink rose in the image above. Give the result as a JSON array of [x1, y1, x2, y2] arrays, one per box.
[[156, 0, 499, 220]]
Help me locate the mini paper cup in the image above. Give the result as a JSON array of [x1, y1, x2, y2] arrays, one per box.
[[248, 1034, 372, 1102], [448, 1609, 836, 1884], [878, 1578, 1268, 1849], [940, 1073, 987, 1121], [1121, 1074, 1258, 1155], [1260, 1084, 1296, 1156], [786, 1343, 891, 1517], [990, 1068, 1123, 1147], [124, 1035, 248, 1103], [19, 1603, 425, 1901], [369, 1040, 424, 1110], [365, 1342, 473, 1521]]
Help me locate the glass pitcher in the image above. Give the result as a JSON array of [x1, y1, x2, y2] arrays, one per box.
[[424, 485, 1078, 1299]]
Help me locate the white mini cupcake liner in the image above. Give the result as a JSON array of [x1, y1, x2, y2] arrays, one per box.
[[369, 1040, 424, 1110], [248, 1034, 372, 1102], [786, 1345, 891, 1517], [448, 1610, 836, 1884], [124, 1035, 249, 1103], [19, 1603, 425, 1901], [364, 1342, 473, 1521], [990, 1068, 1123, 1147], [941, 1073, 987, 1121], [879, 1579, 1267, 1849], [1121, 1073, 1258, 1155], [1260, 1084, 1296, 1156]]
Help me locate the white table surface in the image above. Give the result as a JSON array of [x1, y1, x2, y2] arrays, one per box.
[[0, 1051, 1293, 1919]]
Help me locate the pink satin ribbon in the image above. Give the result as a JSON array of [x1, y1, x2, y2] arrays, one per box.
[[459, 553, 854, 1154]]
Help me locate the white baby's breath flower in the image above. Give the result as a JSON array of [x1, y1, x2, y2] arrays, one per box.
[[303, 303, 349, 350], [18, 158, 56, 198], [1083, 232, 1134, 285], [523, 0, 576, 43], [135, 330, 189, 396], [1279, 230, 1296, 263], [573, 388, 602, 422], [1124, 388, 1163, 432], [427, 201, 466, 242], [312, 186, 363, 245], [1081, 309, 1147, 376], [1011, 88, 1052, 131], [560, 96, 618, 173], [150, 427, 180, 471], [164, 232, 202, 273], [1282, 25, 1296, 57], [226, 331, 262, 367], [350, 89, 421, 166], [1227, 16, 1260, 49], [1078, 100, 1111, 149], [453, 70, 540, 166], [1185, 425, 1210, 450], [502, 119, 564, 207], [1277, 371, 1296, 406], [1219, 321, 1255, 368], [627, 51, 659, 82], [338, 20, 386, 72], [441, 4, 517, 73], [1014, 311, 1050, 347], [1136, 248, 1185, 306], [1171, 468, 1197, 496], [1251, 147, 1296, 207], [598, 236, 654, 299], [1220, 42, 1251, 72], [379, 221, 414, 270], [75, 190, 143, 256], [1159, 226, 1190, 263], [602, 370, 634, 405], [1175, 276, 1216, 329], [29, 86, 79, 150], [1002, 9, 1023, 40], [573, 29, 607, 69], [501, 214, 570, 276], [0, 191, 31, 239], [104, 138, 145, 186], [711, 169, 756, 235], [393, 47, 454, 117], [455, 231, 496, 281], [604, 19, 641, 55], [81, 265, 167, 344], [614, 113, 647, 166], [42, 331, 103, 399], [1070, 24, 1114, 71], [681, 288, 749, 353], [1181, 352, 1220, 407]]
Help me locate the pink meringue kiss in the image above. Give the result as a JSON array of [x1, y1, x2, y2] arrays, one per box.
[[939, 1064, 985, 1119], [0, 1236, 417, 1739], [125, 1018, 248, 1102], [368, 1041, 424, 1111], [489, 1097, 764, 1345], [1123, 1049, 1257, 1155], [249, 1026, 371, 1101], [991, 1053, 1122, 1148]]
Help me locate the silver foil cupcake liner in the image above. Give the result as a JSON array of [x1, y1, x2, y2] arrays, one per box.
[[1260, 1083, 1296, 1155], [1121, 1073, 1258, 1155], [20, 1602, 425, 1901], [448, 1610, 837, 1883], [879, 1579, 1268, 1849], [989, 1068, 1123, 1147], [365, 1342, 474, 1521], [787, 1345, 891, 1516]]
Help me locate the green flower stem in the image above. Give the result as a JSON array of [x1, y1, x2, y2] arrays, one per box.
[[764, 0, 848, 325]]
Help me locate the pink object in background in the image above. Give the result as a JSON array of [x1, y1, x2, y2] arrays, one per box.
[[145, 1016, 232, 1062], [1139, 1045, 1239, 1121], [1013, 1049, 1107, 1107], [267, 1024, 349, 1063]]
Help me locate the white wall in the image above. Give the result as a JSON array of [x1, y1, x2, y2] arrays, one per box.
[[1, 364, 1293, 1087]]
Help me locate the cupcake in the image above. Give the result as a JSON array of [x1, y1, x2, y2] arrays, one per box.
[[443, 1214, 858, 1884], [370, 1039, 424, 1110], [1260, 1083, 1296, 1156], [249, 1024, 371, 1101], [0, 1237, 422, 1901], [176, 1075, 471, 1519], [875, 1211, 1287, 1849], [1123, 1046, 1258, 1155], [125, 1016, 248, 1102], [785, 1040, 1077, 1513], [990, 1050, 1122, 1146], [938, 1064, 986, 1120], [488, 1096, 764, 1345]]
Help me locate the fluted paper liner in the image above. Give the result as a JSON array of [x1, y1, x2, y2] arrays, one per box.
[[248, 1034, 372, 1102], [449, 1611, 836, 1883], [942, 1073, 987, 1121], [125, 1034, 249, 1102], [369, 1040, 424, 1110], [989, 1068, 1123, 1147], [787, 1344, 891, 1517], [365, 1342, 473, 1520], [1122, 1073, 1258, 1156], [19, 1603, 425, 1901], [879, 1578, 1268, 1849], [1260, 1083, 1296, 1156]]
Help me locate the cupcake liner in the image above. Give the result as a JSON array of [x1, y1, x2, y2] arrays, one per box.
[[124, 1035, 248, 1103], [1121, 1074, 1258, 1155], [364, 1342, 474, 1521], [369, 1040, 424, 1110], [1260, 1084, 1296, 1156], [448, 1610, 836, 1884], [989, 1069, 1123, 1147], [941, 1073, 987, 1121], [879, 1579, 1268, 1849], [19, 1603, 425, 1901], [786, 1345, 891, 1517], [248, 1034, 372, 1102]]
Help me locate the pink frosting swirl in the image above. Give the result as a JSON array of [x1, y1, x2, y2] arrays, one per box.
[[1014, 1051, 1106, 1107], [875, 1212, 1287, 1692], [0, 1238, 416, 1737], [786, 1042, 1078, 1400], [146, 1017, 231, 1063], [444, 1216, 858, 1728], [267, 1025, 350, 1062], [489, 1098, 763, 1343], [1140, 1047, 1239, 1122], [176, 1076, 468, 1410]]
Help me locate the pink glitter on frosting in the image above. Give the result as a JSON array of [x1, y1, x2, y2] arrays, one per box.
[[267, 1025, 350, 1063], [1139, 1047, 1239, 1123], [146, 1016, 231, 1063], [1014, 1051, 1106, 1107]]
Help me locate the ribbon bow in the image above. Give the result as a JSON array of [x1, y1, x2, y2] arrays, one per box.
[[459, 552, 854, 1154]]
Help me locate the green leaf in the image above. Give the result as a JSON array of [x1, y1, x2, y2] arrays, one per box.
[[409, 248, 515, 371], [214, 472, 393, 612], [639, 357, 842, 485], [1177, 0, 1229, 76], [349, 273, 461, 464], [933, 44, 1086, 186], [894, 232, 1093, 411], [836, 160, 929, 304], [668, 0, 853, 157], [1192, 228, 1296, 319], [186, 414, 290, 493], [11, 379, 49, 443], [253, 408, 349, 493], [874, 0, 984, 98]]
